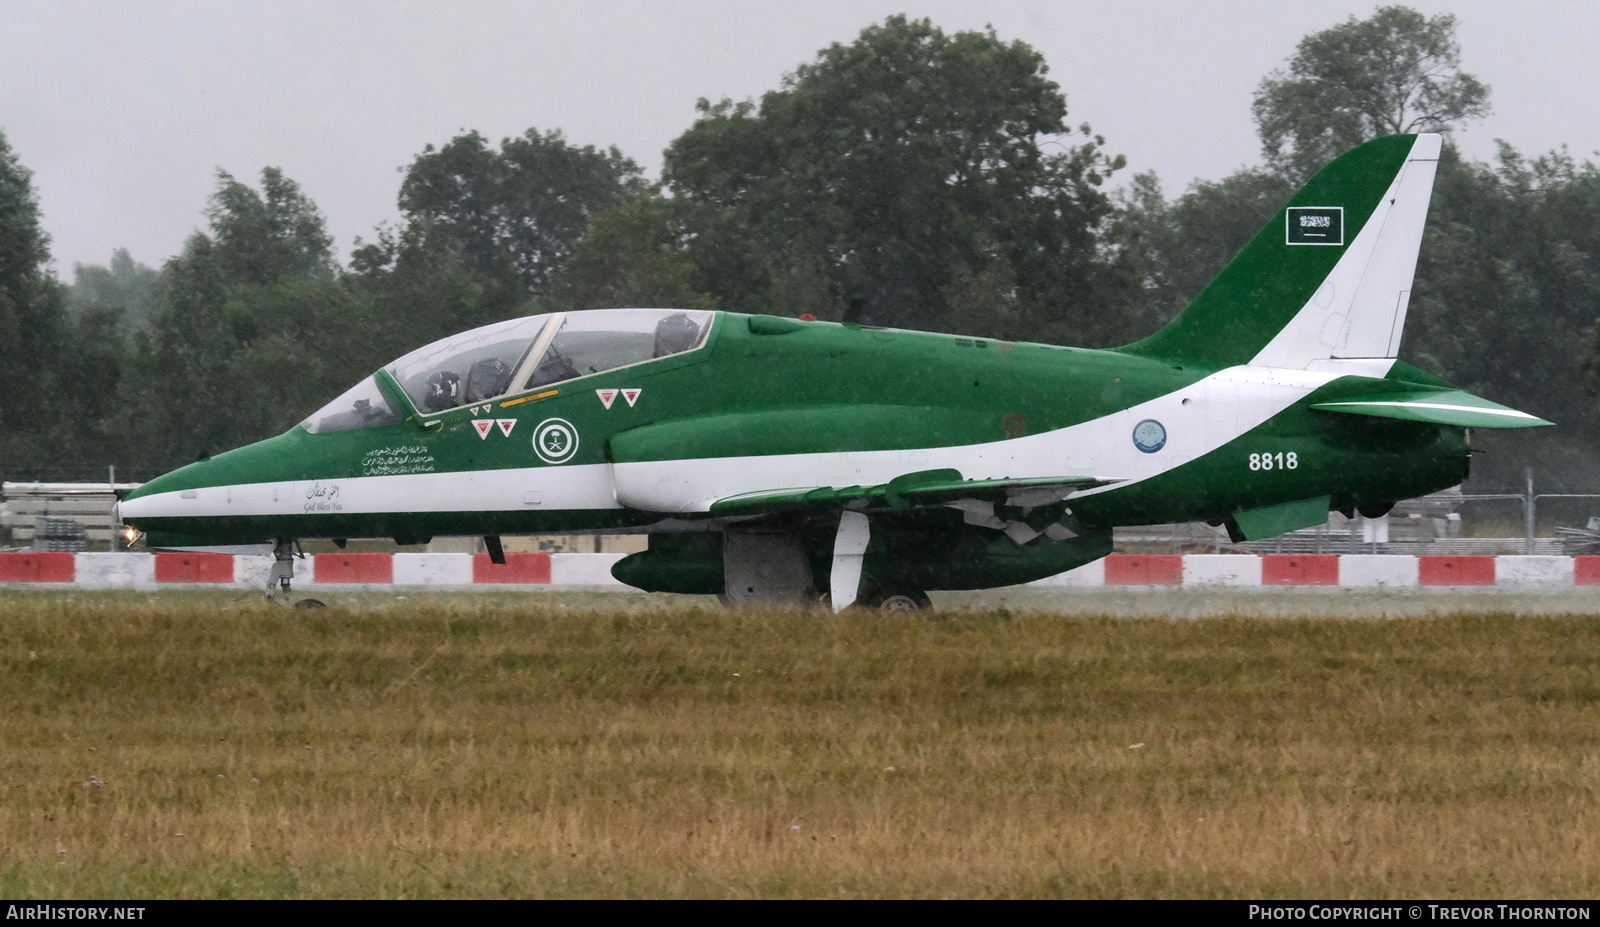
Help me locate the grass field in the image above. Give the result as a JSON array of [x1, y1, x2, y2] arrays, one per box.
[[2, 590, 1599, 898]]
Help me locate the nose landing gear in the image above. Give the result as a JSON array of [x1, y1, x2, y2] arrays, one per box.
[[266, 538, 325, 608]]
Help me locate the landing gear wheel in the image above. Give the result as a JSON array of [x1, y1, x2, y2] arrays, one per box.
[[862, 586, 931, 612]]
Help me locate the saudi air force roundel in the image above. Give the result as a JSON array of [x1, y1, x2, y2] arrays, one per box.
[[533, 418, 579, 464], [1132, 419, 1167, 454]]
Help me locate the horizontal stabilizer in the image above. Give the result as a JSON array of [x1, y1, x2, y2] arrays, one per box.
[[1310, 389, 1550, 428]]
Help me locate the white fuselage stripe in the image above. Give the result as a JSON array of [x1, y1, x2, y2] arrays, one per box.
[[614, 364, 1342, 511], [119, 463, 622, 521]]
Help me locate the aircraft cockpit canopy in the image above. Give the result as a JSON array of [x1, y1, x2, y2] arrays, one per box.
[[300, 375, 404, 434], [302, 309, 713, 434]]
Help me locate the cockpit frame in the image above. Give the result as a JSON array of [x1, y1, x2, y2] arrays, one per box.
[[381, 309, 717, 425], [302, 309, 719, 436]]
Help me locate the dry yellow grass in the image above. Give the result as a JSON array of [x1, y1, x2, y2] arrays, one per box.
[[1, 591, 1598, 898]]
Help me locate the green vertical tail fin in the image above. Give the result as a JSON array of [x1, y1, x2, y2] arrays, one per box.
[[1120, 134, 1441, 371]]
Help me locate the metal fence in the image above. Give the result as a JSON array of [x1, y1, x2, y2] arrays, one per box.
[[1116, 476, 1600, 557]]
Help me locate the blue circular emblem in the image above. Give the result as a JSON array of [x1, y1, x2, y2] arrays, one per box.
[[1132, 419, 1167, 454]]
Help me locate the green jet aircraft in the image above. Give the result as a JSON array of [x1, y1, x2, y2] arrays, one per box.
[[119, 133, 1549, 609]]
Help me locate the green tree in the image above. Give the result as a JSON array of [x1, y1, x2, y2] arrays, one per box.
[[1104, 168, 1296, 339], [1253, 5, 1490, 182], [398, 128, 645, 297], [346, 219, 521, 368], [133, 169, 360, 465], [542, 192, 718, 315], [69, 248, 160, 327], [51, 302, 133, 466], [206, 168, 335, 285], [1408, 145, 1600, 488], [0, 128, 66, 446], [663, 15, 1125, 343]]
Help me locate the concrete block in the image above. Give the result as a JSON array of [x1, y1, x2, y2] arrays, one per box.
[[155, 552, 234, 584], [313, 553, 394, 584], [472, 552, 551, 584], [1182, 555, 1262, 586], [74, 553, 154, 589], [393, 553, 473, 586], [1419, 556, 1495, 586], [1262, 554, 1339, 585], [0, 552, 75, 583], [1495, 556, 1573, 588], [234, 555, 275, 589], [1105, 554, 1183, 585], [1031, 559, 1105, 587], [550, 553, 630, 587], [1338, 555, 1418, 587]]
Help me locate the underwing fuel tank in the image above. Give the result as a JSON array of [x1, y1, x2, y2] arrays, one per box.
[[612, 523, 1113, 594]]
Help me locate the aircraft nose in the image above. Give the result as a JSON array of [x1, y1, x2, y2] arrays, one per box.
[[117, 440, 292, 547], [116, 475, 193, 524], [117, 452, 238, 527]]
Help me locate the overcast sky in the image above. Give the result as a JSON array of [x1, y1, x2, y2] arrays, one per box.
[[5, 0, 1599, 274]]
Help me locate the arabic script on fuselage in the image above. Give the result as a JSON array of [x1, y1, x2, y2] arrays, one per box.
[[361, 444, 436, 476], [303, 480, 343, 513]]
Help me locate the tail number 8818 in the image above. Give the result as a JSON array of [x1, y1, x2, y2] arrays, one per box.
[[1248, 451, 1298, 471]]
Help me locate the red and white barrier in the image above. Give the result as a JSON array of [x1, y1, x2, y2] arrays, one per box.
[[0, 550, 622, 590], [1030, 553, 1590, 589], [3, 551, 1599, 591]]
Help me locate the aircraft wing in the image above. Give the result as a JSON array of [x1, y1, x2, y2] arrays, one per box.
[[707, 470, 1118, 517], [1309, 389, 1551, 429]]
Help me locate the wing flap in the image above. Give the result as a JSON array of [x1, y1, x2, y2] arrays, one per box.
[[707, 471, 1118, 518], [1310, 389, 1550, 429]]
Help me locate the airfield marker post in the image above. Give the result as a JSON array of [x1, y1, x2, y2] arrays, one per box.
[[1526, 468, 1536, 556]]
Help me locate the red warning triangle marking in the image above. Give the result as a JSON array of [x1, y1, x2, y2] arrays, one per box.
[[622, 388, 641, 407], [596, 388, 618, 409], [472, 419, 494, 439], [470, 406, 481, 416], [496, 418, 516, 437]]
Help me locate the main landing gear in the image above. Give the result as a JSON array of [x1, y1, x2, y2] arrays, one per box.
[[861, 586, 932, 612], [812, 585, 933, 612], [266, 538, 325, 608], [720, 517, 934, 611]]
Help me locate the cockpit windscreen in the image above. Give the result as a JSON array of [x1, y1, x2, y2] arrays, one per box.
[[302, 375, 403, 434]]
